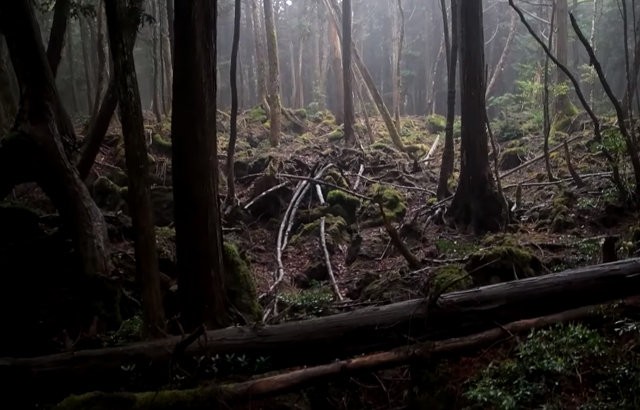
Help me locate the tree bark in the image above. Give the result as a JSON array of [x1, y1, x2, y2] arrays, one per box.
[[249, 0, 267, 103], [263, 0, 282, 147], [90, 0, 107, 122], [437, 0, 458, 200], [328, 20, 344, 124], [172, 0, 230, 330], [0, 36, 17, 134], [151, 0, 162, 123], [159, 0, 173, 111], [79, 7, 94, 114], [104, 0, 165, 337], [554, 0, 573, 117], [65, 24, 80, 115], [46, 0, 71, 77], [0, 0, 110, 279], [226, 0, 241, 207], [448, 0, 504, 233], [342, 0, 354, 145], [5, 258, 640, 395]]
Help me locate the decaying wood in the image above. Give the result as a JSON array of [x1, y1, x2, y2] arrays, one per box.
[[315, 183, 343, 300], [54, 304, 604, 410], [563, 139, 585, 187], [4, 258, 640, 394]]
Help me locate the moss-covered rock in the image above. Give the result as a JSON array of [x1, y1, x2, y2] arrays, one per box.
[[550, 190, 577, 232], [363, 184, 407, 226], [326, 190, 361, 223], [291, 215, 349, 246], [499, 146, 526, 170], [426, 114, 446, 134], [432, 264, 473, 293], [326, 127, 344, 142], [223, 242, 261, 323], [465, 246, 544, 286], [246, 105, 267, 123], [151, 133, 172, 155], [92, 176, 126, 212]]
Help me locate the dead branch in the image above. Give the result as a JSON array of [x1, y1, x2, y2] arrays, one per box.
[[315, 183, 343, 301], [420, 134, 440, 163], [563, 139, 585, 187], [243, 181, 292, 210]]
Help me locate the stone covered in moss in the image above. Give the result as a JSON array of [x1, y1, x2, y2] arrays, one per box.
[[151, 133, 172, 155], [326, 190, 361, 223], [465, 246, 544, 286], [246, 105, 268, 123], [92, 176, 125, 212], [432, 264, 473, 294], [291, 215, 349, 246], [426, 114, 446, 134], [499, 146, 526, 170], [223, 242, 261, 323], [370, 184, 407, 221]]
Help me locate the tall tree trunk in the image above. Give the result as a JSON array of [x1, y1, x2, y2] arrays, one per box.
[[263, 0, 281, 146], [166, 0, 174, 56], [46, 0, 71, 77], [159, 0, 172, 112], [91, 0, 107, 121], [226, 0, 241, 207], [172, 0, 230, 330], [0, 0, 110, 278], [0, 36, 18, 134], [296, 36, 304, 108], [323, 0, 404, 150], [249, 0, 266, 103], [79, 8, 94, 114], [392, 0, 405, 129], [485, 10, 517, 99], [448, 0, 504, 233], [151, 0, 162, 123], [289, 39, 296, 107], [437, 0, 458, 200], [343, 0, 354, 146], [65, 24, 80, 115], [105, 0, 165, 338], [329, 20, 344, 124], [313, 2, 324, 107], [554, 0, 573, 117]]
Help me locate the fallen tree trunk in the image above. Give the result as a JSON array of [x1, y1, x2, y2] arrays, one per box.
[[4, 258, 640, 398], [54, 303, 605, 410]]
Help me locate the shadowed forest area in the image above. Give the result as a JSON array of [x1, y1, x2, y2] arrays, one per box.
[[3, 0, 640, 408]]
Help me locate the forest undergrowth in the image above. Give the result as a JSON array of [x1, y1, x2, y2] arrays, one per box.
[[3, 106, 640, 409]]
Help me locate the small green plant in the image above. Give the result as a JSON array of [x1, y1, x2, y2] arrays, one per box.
[[464, 323, 640, 409], [277, 283, 334, 319]]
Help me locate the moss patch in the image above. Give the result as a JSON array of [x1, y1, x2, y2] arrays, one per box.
[[465, 245, 544, 286], [223, 242, 261, 323], [326, 190, 361, 223], [432, 264, 473, 294], [426, 114, 446, 134]]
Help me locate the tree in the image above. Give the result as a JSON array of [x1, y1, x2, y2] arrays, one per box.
[[105, 0, 165, 337], [263, 0, 282, 147], [554, 0, 574, 118], [172, 0, 230, 330], [437, 0, 458, 199], [226, 0, 242, 207], [447, 0, 504, 233], [0, 0, 110, 278], [342, 0, 355, 145]]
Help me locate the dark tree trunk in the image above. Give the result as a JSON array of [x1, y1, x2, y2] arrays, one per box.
[[65, 24, 80, 115], [263, 0, 282, 146], [249, 0, 266, 102], [0, 0, 110, 278], [437, 0, 458, 199], [79, 9, 94, 114], [554, 0, 573, 117], [77, 78, 117, 179], [447, 0, 504, 233], [46, 0, 70, 77], [172, 0, 230, 330], [90, 0, 107, 122], [151, 0, 162, 123], [342, 0, 354, 146], [0, 36, 17, 134], [166, 0, 174, 55], [328, 20, 344, 124], [159, 0, 172, 111], [226, 0, 241, 206], [104, 0, 165, 337]]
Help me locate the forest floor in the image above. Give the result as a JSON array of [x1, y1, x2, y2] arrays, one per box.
[[3, 107, 640, 409]]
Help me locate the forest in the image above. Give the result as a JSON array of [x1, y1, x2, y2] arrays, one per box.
[[1, 0, 640, 408]]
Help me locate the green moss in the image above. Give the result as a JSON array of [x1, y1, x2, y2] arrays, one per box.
[[498, 147, 526, 170], [92, 176, 126, 212], [326, 127, 344, 142], [404, 144, 428, 158], [432, 264, 473, 294], [293, 108, 307, 118], [151, 133, 172, 155], [277, 284, 334, 319], [465, 245, 544, 286], [426, 114, 446, 133], [291, 215, 349, 245], [370, 184, 407, 221], [246, 105, 267, 123], [326, 190, 361, 223], [223, 242, 261, 323]]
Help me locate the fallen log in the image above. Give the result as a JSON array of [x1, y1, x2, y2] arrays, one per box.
[[54, 303, 607, 410], [4, 258, 640, 399]]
